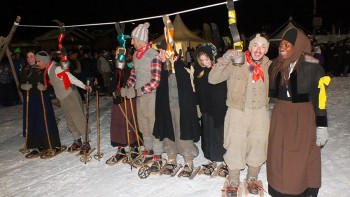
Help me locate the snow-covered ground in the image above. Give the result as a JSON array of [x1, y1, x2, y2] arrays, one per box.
[[0, 77, 349, 197]]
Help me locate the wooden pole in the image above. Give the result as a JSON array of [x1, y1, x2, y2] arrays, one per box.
[[0, 16, 21, 62]]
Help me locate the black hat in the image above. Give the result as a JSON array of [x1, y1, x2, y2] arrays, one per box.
[[282, 28, 297, 45], [156, 39, 167, 50]]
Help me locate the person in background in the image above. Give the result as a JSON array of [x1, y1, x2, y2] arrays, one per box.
[[121, 22, 163, 172], [209, 33, 271, 196], [42, 51, 92, 154], [193, 43, 227, 174], [19, 51, 62, 158], [153, 40, 201, 176], [267, 27, 329, 197]]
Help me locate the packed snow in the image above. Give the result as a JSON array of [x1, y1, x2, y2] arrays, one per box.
[[0, 77, 349, 197]]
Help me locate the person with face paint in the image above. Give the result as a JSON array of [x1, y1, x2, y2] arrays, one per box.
[[208, 33, 271, 196], [267, 27, 330, 197]]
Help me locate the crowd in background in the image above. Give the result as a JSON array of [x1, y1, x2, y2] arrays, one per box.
[[1, 37, 349, 108]]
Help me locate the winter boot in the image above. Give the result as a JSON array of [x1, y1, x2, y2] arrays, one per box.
[[150, 155, 162, 173], [201, 161, 217, 175], [79, 142, 91, 154], [68, 139, 82, 152], [244, 177, 264, 196], [25, 149, 40, 159], [106, 147, 127, 165], [142, 149, 154, 164], [222, 179, 241, 197], [162, 159, 177, 175], [179, 162, 194, 177]]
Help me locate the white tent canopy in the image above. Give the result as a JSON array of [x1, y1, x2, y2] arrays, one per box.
[[153, 14, 209, 55]]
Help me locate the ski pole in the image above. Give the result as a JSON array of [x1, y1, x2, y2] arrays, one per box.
[[129, 98, 142, 149], [40, 90, 54, 155], [94, 78, 103, 161], [81, 80, 91, 164], [19, 89, 30, 154]]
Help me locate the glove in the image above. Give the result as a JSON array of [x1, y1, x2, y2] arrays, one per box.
[[136, 88, 143, 97], [221, 49, 234, 64], [125, 87, 136, 99], [316, 127, 329, 146], [37, 83, 46, 91], [120, 87, 127, 97], [20, 83, 32, 91]]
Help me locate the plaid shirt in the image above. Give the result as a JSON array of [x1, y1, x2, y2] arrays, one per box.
[[127, 57, 161, 94]]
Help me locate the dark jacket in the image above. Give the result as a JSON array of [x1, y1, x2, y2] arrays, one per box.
[[153, 60, 201, 141]]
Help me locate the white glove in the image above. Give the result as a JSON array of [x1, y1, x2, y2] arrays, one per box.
[[21, 83, 32, 91], [125, 87, 136, 99], [37, 83, 46, 91], [316, 127, 329, 146], [120, 87, 127, 97]]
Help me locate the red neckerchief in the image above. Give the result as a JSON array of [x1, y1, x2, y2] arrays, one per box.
[[245, 50, 264, 82], [43, 61, 53, 89], [135, 41, 152, 60], [57, 69, 72, 90]]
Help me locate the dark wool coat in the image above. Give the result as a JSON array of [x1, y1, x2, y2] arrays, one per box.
[[153, 60, 201, 142]]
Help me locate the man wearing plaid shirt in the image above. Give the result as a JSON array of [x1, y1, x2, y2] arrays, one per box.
[[122, 22, 163, 172]]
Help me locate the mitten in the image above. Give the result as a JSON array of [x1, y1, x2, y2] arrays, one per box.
[[21, 83, 32, 91], [120, 87, 127, 97], [125, 87, 136, 99], [37, 83, 46, 91], [316, 127, 329, 146]]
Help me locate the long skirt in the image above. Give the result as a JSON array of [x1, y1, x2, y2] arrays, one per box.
[[267, 100, 321, 196], [201, 113, 226, 162], [25, 91, 61, 149], [110, 98, 138, 147]]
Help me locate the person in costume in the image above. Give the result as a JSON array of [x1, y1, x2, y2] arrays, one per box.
[[19, 51, 61, 158], [193, 43, 227, 172], [267, 27, 330, 197], [208, 33, 271, 195], [121, 22, 163, 172], [152, 40, 201, 176], [42, 51, 92, 153], [106, 46, 139, 164]]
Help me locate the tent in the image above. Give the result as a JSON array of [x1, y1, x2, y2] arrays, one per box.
[[153, 14, 209, 55], [269, 16, 312, 42]]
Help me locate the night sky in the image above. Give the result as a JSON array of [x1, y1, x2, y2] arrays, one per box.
[[1, 0, 348, 41]]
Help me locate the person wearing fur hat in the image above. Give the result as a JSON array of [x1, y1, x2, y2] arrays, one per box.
[[152, 40, 201, 176], [40, 51, 93, 154], [121, 22, 163, 172], [267, 27, 329, 197], [208, 33, 272, 196], [193, 43, 228, 173], [19, 51, 62, 158]]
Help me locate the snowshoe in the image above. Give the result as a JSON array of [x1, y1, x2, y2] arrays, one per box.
[[178, 163, 193, 177], [221, 179, 242, 197], [40, 145, 67, 159], [189, 166, 201, 180], [106, 147, 126, 165], [212, 162, 228, 178], [244, 178, 265, 196], [79, 147, 96, 163], [199, 161, 217, 175], [150, 155, 163, 173], [68, 139, 82, 152], [25, 149, 40, 159], [78, 142, 91, 155]]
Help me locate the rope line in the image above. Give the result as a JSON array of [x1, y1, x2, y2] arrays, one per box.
[[18, 1, 229, 29]]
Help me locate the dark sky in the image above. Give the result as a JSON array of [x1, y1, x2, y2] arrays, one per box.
[[2, 0, 348, 41]]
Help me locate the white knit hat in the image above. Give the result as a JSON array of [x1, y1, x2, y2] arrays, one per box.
[[131, 22, 150, 43], [35, 51, 51, 65]]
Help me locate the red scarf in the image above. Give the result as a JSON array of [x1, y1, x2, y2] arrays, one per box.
[[135, 41, 152, 59], [57, 69, 72, 90], [43, 61, 53, 89], [245, 50, 264, 82]]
